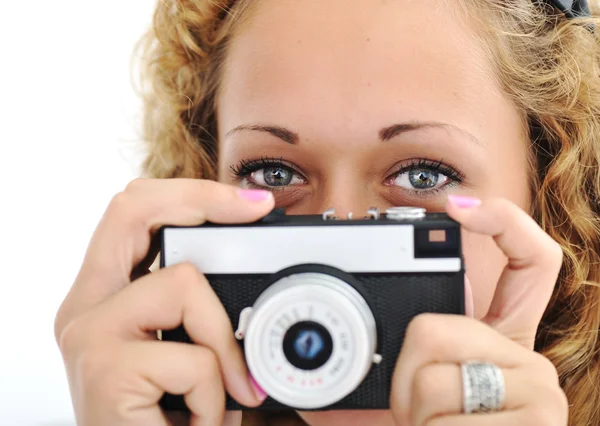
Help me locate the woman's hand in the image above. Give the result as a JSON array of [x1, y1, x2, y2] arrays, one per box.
[[54, 179, 274, 426], [390, 195, 568, 426]]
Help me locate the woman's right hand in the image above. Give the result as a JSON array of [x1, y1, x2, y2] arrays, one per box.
[[54, 178, 274, 426]]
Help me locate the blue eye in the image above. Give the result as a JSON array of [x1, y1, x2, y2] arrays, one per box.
[[387, 159, 463, 193], [393, 168, 450, 190], [250, 166, 303, 187], [230, 156, 463, 193], [230, 157, 306, 189]]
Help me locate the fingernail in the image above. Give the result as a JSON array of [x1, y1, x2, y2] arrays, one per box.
[[448, 194, 481, 209], [237, 188, 272, 202], [249, 373, 268, 402]]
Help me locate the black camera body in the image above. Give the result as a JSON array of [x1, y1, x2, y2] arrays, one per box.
[[158, 207, 465, 412]]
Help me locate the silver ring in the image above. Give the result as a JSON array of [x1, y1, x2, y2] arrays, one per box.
[[461, 361, 505, 414]]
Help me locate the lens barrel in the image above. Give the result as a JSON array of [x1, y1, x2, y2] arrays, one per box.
[[241, 271, 378, 409]]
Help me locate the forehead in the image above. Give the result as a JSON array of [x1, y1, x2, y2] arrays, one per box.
[[218, 0, 514, 144]]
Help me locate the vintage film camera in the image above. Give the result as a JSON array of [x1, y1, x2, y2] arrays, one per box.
[[158, 206, 465, 412]]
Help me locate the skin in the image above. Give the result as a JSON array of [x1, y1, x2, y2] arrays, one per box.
[[54, 0, 568, 425], [217, 0, 530, 321]]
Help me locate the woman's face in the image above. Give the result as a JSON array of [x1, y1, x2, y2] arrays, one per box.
[[217, 0, 529, 321]]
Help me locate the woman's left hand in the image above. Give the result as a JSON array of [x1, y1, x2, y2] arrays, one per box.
[[390, 195, 569, 426]]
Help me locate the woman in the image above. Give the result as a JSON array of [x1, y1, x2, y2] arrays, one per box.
[[54, 0, 600, 425]]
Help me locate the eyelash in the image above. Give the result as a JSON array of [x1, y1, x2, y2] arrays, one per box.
[[230, 156, 306, 184], [388, 158, 464, 195], [229, 156, 464, 194]]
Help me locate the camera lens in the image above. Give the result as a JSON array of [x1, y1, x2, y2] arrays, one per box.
[[241, 270, 379, 409], [282, 321, 333, 370]]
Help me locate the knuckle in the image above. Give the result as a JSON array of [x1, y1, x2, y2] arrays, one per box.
[[165, 346, 223, 400], [54, 302, 71, 345], [548, 241, 564, 267], [104, 190, 147, 233], [405, 314, 447, 354], [547, 385, 569, 413], [124, 177, 148, 194], [533, 230, 563, 267], [524, 406, 552, 426], [106, 191, 132, 217], [170, 262, 204, 290], [57, 316, 87, 358], [196, 348, 220, 381], [532, 353, 560, 381]]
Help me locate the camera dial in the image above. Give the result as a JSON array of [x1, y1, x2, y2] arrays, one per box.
[[235, 271, 382, 409], [386, 206, 426, 220]]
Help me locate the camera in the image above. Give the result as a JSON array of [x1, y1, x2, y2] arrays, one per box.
[[158, 206, 465, 412]]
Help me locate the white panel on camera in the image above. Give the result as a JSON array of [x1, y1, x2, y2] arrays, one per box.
[[163, 225, 461, 274]]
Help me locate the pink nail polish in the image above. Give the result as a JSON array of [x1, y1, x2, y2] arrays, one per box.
[[238, 189, 272, 202], [448, 194, 481, 208], [249, 373, 267, 401]]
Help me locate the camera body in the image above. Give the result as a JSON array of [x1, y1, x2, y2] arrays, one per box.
[[158, 207, 465, 412]]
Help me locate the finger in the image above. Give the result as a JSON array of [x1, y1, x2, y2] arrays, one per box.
[[445, 195, 563, 347], [464, 274, 474, 319], [79, 341, 224, 426], [424, 411, 524, 426], [424, 401, 568, 426], [390, 314, 539, 425], [410, 363, 539, 426], [78, 262, 264, 407], [56, 179, 273, 335]]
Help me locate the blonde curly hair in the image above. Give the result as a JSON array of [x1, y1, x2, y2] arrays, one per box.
[[134, 1, 600, 425]]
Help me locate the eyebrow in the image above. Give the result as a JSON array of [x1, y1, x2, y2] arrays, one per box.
[[226, 124, 300, 144], [226, 121, 481, 145], [379, 122, 482, 145]]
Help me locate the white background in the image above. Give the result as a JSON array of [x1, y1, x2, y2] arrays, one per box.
[[0, 2, 156, 425], [2, 2, 599, 426]]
